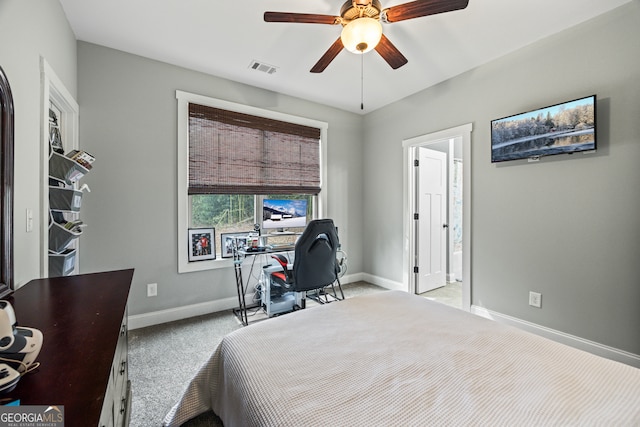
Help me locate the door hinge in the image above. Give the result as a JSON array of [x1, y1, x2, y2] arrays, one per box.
[[414, 159, 419, 167], [413, 266, 419, 274], [413, 213, 419, 220]]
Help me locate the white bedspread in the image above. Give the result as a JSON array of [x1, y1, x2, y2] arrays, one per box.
[[164, 290, 640, 426]]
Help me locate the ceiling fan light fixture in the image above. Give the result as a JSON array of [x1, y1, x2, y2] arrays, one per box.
[[340, 17, 382, 54]]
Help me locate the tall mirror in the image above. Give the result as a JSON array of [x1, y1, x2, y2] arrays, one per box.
[[0, 65, 14, 297]]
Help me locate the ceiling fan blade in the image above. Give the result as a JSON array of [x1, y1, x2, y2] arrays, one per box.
[[374, 34, 408, 69], [310, 38, 344, 73], [384, 0, 469, 23], [264, 12, 339, 25]]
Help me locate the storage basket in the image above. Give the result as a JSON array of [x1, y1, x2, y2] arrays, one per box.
[[49, 186, 83, 212], [49, 248, 76, 277], [49, 220, 82, 253], [49, 152, 89, 185]]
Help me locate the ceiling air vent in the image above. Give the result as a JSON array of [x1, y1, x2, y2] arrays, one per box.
[[249, 60, 277, 75]]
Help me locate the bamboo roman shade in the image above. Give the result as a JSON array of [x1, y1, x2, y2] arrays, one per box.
[[188, 103, 321, 195]]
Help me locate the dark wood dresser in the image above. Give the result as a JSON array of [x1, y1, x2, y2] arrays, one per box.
[[5, 268, 134, 426]]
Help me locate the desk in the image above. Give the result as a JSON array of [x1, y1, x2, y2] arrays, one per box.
[[232, 234, 299, 326]]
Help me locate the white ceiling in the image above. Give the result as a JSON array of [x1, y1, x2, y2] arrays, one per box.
[[58, 0, 631, 114]]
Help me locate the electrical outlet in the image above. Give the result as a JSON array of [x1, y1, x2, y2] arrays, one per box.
[[529, 291, 542, 308], [147, 283, 158, 297]]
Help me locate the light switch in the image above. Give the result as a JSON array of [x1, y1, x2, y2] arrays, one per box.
[[26, 208, 33, 232]]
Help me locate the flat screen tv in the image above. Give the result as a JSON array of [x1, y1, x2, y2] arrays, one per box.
[[491, 95, 596, 163], [262, 198, 308, 231]]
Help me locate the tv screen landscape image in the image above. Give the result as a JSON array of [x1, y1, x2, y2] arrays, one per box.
[[491, 95, 596, 162], [262, 198, 307, 230]]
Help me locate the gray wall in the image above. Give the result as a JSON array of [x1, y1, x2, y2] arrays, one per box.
[[2, 0, 638, 356], [363, 2, 640, 354], [0, 0, 77, 287], [76, 42, 364, 316]]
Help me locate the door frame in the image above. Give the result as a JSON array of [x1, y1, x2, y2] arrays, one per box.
[[402, 123, 472, 311], [40, 57, 80, 277]]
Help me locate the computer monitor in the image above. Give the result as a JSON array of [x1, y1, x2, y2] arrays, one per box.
[[262, 199, 307, 232]]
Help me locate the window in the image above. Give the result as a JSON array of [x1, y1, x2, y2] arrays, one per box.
[[177, 91, 328, 272], [190, 194, 255, 258], [190, 194, 314, 257]]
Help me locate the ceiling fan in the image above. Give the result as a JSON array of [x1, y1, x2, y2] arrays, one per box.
[[264, 0, 470, 73]]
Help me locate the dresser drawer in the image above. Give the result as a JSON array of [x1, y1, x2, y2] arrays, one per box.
[[99, 310, 130, 427]]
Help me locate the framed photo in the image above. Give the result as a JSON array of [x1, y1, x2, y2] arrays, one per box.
[[188, 228, 216, 262], [221, 232, 251, 258]]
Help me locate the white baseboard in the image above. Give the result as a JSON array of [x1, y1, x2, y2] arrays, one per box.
[[471, 305, 640, 369], [339, 272, 365, 285], [360, 273, 404, 291], [130, 272, 370, 330], [129, 295, 245, 330]]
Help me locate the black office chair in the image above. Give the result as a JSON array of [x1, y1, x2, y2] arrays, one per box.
[[269, 219, 344, 308]]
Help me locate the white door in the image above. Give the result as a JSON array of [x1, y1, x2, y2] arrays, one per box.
[[416, 147, 447, 293]]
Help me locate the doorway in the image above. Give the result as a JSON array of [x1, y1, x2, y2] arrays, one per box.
[[402, 124, 472, 311], [415, 146, 447, 294]]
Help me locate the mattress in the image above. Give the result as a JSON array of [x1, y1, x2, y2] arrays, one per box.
[[164, 290, 640, 426]]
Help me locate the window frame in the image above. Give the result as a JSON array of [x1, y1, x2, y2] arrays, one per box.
[[176, 91, 328, 273]]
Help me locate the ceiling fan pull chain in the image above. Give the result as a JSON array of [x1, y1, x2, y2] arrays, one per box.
[[360, 53, 364, 110]]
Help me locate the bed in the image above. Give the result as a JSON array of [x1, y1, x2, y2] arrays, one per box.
[[164, 290, 640, 426]]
